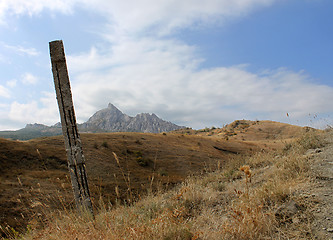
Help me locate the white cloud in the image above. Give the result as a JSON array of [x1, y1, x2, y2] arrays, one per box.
[[0, 103, 20, 130], [2, 42, 40, 56], [8, 92, 58, 126], [65, 37, 333, 129], [1, 0, 331, 130], [21, 73, 38, 85], [0, 0, 75, 24], [0, 0, 282, 130], [77, 0, 276, 35], [3, 36, 332, 130], [6, 79, 17, 88], [0, 0, 275, 34], [0, 85, 10, 98]]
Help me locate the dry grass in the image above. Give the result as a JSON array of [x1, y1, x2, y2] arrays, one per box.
[[2, 130, 324, 239], [1, 131, 254, 235]]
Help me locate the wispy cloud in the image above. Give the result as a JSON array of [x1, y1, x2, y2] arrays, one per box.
[[8, 92, 59, 127], [2, 42, 40, 56], [0, 85, 10, 98], [0, 0, 275, 33], [6, 79, 17, 88], [21, 73, 38, 85], [0, 0, 75, 24]]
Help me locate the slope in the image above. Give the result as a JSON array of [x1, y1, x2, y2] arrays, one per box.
[[0, 132, 256, 234], [0, 121, 318, 236]]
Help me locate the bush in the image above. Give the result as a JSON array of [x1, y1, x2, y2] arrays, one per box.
[[101, 141, 109, 148], [136, 157, 149, 167]]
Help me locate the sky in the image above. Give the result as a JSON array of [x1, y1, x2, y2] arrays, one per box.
[[0, 0, 332, 130]]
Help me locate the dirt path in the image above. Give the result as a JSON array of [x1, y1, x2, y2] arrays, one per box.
[[307, 130, 333, 239]]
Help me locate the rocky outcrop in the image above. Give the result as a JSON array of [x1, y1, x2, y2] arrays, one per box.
[[80, 103, 184, 133], [24, 123, 50, 130]]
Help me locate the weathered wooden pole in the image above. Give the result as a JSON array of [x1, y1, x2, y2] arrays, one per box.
[[49, 40, 93, 216]]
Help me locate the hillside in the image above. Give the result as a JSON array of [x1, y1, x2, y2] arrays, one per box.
[[0, 120, 319, 237], [0, 131, 255, 234], [174, 120, 311, 148]]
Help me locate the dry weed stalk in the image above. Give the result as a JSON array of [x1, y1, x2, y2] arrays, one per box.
[[239, 165, 252, 197], [113, 152, 133, 203]]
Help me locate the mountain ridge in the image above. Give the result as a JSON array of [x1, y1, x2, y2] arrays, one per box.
[[0, 103, 185, 140], [81, 103, 184, 133]]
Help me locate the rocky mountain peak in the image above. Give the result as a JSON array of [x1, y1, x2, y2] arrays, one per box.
[[107, 103, 119, 110], [87, 104, 126, 122], [81, 103, 184, 133]]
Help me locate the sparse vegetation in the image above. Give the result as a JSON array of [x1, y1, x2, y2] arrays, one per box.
[[131, 150, 150, 167], [0, 123, 328, 239], [136, 156, 149, 167], [2, 128, 325, 239]]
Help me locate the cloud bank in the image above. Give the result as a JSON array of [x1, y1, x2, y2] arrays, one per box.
[[1, 0, 332, 130], [67, 39, 333, 128]]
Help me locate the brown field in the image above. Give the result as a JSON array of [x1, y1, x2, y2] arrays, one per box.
[[0, 120, 319, 237]]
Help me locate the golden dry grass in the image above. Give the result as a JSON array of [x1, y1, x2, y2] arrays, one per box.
[[1, 130, 260, 237], [4, 129, 325, 240]]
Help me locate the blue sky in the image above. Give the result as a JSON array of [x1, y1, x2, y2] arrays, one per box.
[[0, 0, 332, 130]]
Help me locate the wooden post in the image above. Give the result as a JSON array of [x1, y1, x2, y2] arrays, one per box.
[[49, 40, 93, 216]]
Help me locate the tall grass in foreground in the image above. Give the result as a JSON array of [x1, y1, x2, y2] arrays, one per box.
[[8, 130, 326, 239]]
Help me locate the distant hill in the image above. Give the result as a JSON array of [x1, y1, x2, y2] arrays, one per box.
[[0, 123, 62, 140], [0, 103, 185, 140], [172, 120, 318, 149]]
